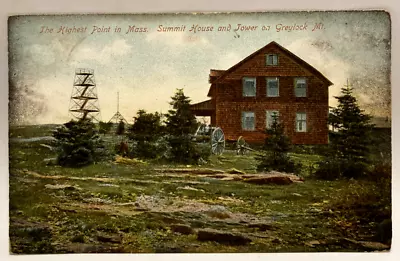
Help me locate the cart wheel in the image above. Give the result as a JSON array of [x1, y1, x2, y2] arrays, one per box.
[[236, 136, 247, 155], [211, 127, 225, 155]]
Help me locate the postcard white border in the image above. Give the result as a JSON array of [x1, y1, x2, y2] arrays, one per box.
[[0, 0, 399, 261]]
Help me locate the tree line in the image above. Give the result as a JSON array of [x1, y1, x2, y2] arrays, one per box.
[[53, 85, 381, 180], [53, 89, 207, 166]]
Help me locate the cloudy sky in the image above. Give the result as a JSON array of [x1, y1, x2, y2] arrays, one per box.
[[8, 11, 391, 125]]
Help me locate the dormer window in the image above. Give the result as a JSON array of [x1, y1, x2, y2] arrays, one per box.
[[266, 54, 278, 66], [242, 77, 256, 97]]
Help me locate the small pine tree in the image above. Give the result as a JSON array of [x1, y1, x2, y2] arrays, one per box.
[[116, 120, 125, 136], [256, 115, 298, 173], [98, 121, 113, 135], [53, 119, 103, 167], [317, 83, 374, 179], [165, 89, 201, 164], [128, 109, 165, 158]]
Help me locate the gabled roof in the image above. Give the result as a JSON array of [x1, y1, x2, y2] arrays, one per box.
[[211, 41, 333, 86], [209, 69, 225, 77], [207, 69, 226, 97], [209, 69, 226, 84]]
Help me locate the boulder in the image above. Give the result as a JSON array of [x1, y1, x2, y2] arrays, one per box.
[[204, 205, 231, 219], [304, 240, 321, 247], [45, 184, 81, 190], [170, 224, 195, 235], [359, 241, 390, 251], [226, 168, 245, 174], [272, 237, 283, 244], [343, 238, 390, 251], [247, 222, 276, 231], [96, 233, 122, 244], [10, 218, 52, 241], [43, 158, 57, 165], [197, 228, 252, 245]]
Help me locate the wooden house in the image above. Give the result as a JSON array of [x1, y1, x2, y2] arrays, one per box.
[[190, 41, 333, 144]]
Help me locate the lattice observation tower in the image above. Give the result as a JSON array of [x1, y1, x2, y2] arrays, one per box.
[[68, 68, 101, 121]]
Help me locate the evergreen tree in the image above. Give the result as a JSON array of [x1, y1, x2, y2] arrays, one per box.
[[316, 84, 374, 179], [128, 109, 165, 158], [116, 120, 125, 136], [165, 89, 201, 163], [98, 121, 113, 135], [53, 119, 103, 167], [256, 115, 298, 173]]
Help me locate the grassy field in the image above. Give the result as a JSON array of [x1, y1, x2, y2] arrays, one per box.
[[8, 125, 391, 253]]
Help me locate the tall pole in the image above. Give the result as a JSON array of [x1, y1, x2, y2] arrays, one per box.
[[108, 90, 127, 124], [117, 91, 119, 112]]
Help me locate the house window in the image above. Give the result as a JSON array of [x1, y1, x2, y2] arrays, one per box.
[[266, 54, 278, 65], [266, 110, 279, 129], [242, 77, 256, 97], [266, 77, 279, 97], [296, 112, 307, 132], [295, 78, 307, 97], [242, 111, 255, 131]]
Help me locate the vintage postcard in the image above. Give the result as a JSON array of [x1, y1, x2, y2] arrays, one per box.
[[8, 11, 391, 254]]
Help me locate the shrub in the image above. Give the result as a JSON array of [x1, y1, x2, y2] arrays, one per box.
[[324, 160, 391, 242], [328, 163, 391, 240], [325, 83, 374, 179], [256, 115, 300, 173], [166, 135, 207, 164], [257, 152, 300, 173], [116, 120, 126, 135], [98, 121, 113, 135], [314, 160, 342, 180], [314, 158, 370, 180], [53, 119, 103, 167], [194, 142, 212, 163], [128, 110, 165, 159], [165, 89, 206, 164]]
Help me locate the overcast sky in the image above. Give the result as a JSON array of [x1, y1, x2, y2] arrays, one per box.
[[8, 11, 391, 125]]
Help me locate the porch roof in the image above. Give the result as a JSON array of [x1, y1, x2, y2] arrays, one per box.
[[190, 99, 215, 116]]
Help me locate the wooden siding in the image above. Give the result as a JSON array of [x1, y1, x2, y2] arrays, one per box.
[[211, 42, 330, 144]]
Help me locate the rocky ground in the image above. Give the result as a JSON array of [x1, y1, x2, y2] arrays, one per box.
[[8, 126, 391, 254]]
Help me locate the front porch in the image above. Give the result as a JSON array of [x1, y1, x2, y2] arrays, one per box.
[[190, 99, 216, 125]]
